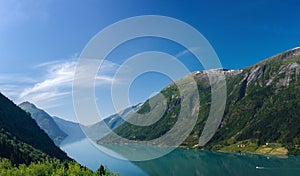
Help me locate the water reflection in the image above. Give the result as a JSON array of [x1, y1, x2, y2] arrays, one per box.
[[60, 138, 147, 175], [134, 148, 300, 176], [60, 137, 300, 176]]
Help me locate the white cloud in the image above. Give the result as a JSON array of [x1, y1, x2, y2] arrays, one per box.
[[175, 47, 201, 58], [0, 84, 23, 99], [0, 74, 38, 100], [0, 58, 119, 109], [96, 75, 115, 83], [33, 60, 63, 69], [72, 58, 120, 88], [20, 61, 76, 99]]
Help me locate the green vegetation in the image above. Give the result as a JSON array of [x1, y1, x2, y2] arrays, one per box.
[[100, 48, 300, 155], [0, 129, 47, 165], [0, 158, 118, 176], [0, 93, 117, 175], [0, 93, 69, 161], [109, 83, 180, 141], [213, 139, 288, 155], [206, 53, 300, 155]]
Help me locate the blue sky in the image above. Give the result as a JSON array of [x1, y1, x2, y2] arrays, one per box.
[[0, 0, 300, 123]]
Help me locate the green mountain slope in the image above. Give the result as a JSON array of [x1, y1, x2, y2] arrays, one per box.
[[0, 93, 69, 164], [205, 47, 300, 155], [0, 129, 47, 165], [19, 102, 67, 144], [100, 47, 300, 155]]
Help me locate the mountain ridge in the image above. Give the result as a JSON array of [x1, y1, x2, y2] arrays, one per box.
[[0, 93, 70, 164], [19, 101, 67, 144], [98, 47, 300, 155], [84, 104, 141, 141]]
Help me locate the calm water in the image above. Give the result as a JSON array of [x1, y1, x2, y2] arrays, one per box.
[[60, 138, 300, 176], [60, 138, 147, 175]]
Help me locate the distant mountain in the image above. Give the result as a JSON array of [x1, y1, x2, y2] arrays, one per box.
[[84, 104, 141, 141], [19, 101, 140, 143], [0, 93, 69, 165], [52, 116, 85, 139], [100, 47, 300, 155], [19, 102, 67, 144]]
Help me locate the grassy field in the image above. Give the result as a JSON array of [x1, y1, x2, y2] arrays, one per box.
[[218, 139, 288, 155]]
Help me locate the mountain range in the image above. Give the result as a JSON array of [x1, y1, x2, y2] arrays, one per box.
[[19, 101, 140, 143], [83, 104, 141, 141], [99, 47, 300, 155], [0, 46, 299, 175]]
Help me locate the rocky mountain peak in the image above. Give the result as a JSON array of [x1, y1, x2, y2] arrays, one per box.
[[19, 101, 37, 109], [274, 46, 300, 61]]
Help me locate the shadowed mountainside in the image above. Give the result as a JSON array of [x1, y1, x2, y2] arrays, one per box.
[[0, 93, 70, 165], [19, 101, 67, 145]]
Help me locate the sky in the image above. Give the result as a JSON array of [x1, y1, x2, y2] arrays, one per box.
[[0, 0, 300, 124]]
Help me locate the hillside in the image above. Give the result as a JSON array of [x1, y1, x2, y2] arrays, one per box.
[[99, 47, 300, 155], [19, 102, 67, 144], [0, 129, 47, 165], [0, 93, 70, 164], [204, 47, 300, 155]]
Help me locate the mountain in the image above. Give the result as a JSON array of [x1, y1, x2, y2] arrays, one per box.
[[0, 93, 69, 165], [84, 104, 141, 141], [99, 47, 300, 155], [204, 47, 300, 155], [19, 102, 67, 144], [18, 101, 140, 143], [103, 103, 142, 129], [52, 116, 85, 139]]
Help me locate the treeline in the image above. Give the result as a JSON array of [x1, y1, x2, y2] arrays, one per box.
[[0, 129, 48, 165], [0, 158, 118, 176]]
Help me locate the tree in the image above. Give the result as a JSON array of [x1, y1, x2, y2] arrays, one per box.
[[97, 164, 106, 176]]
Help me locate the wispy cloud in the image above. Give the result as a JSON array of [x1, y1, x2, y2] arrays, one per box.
[[0, 58, 119, 109], [33, 60, 64, 69], [175, 47, 201, 58], [19, 61, 76, 103], [0, 74, 38, 100], [0, 84, 24, 99]]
